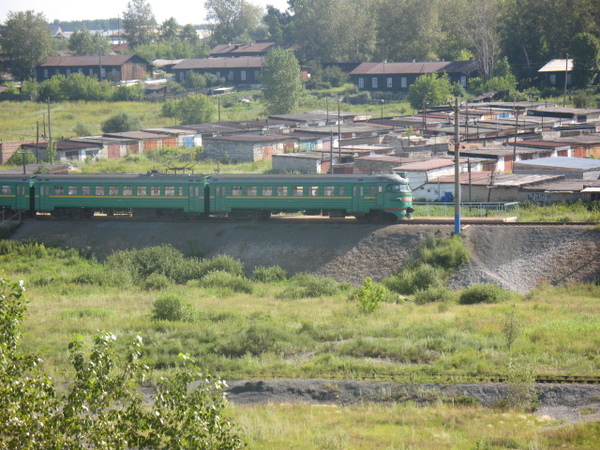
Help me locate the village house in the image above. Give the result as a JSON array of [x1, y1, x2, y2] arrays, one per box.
[[538, 59, 572, 88], [35, 55, 149, 83], [349, 60, 480, 94], [209, 42, 299, 58], [171, 57, 264, 86]]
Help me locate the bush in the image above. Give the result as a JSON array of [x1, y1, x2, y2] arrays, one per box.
[[101, 112, 142, 133], [251, 265, 287, 283], [151, 295, 195, 322], [277, 273, 339, 300], [383, 263, 446, 295], [106, 245, 204, 285], [199, 254, 245, 278], [458, 283, 513, 305], [143, 272, 172, 290], [419, 235, 470, 270], [351, 277, 392, 314], [200, 270, 253, 293], [413, 287, 457, 305], [71, 267, 132, 287]]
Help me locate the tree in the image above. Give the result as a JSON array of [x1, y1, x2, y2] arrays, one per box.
[[181, 24, 201, 44], [570, 32, 600, 88], [160, 17, 180, 40], [102, 112, 142, 133], [458, 0, 500, 78], [68, 28, 112, 56], [262, 47, 303, 115], [0, 10, 55, 80], [123, 0, 157, 48], [407, 73, 453, 110], [263, 5, 292, 42], [205, 0, 263, 44], [0, 276, 245, 448], [161, 94, 216, 125]]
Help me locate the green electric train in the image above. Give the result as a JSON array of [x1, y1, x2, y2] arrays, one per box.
[[0, 172, 413, 221]]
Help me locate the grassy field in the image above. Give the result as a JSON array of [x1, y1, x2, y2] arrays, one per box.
[[1, 235, 599, 447], [1, 240, 597, 383], [0, 90, 413, 144], [231, 403, 600, 449]]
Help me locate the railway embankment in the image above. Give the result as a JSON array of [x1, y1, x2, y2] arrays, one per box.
[[10, 220, 600, 295]]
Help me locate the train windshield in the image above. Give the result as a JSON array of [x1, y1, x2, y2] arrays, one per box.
[[386, 183, 410, 193]]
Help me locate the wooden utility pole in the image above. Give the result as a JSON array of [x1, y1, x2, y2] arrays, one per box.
[[453, 98, 461, 235]]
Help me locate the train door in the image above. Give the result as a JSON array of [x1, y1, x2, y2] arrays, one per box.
[[375, 185, 384, 206], [188, 183, 203, 214], [352, 184, 364, 213]]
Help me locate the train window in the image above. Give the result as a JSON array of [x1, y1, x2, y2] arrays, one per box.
[[324, 186, 334, 197], [369, 186, 376, 197], [178, 187, 183, 196], [95, 186, 105, 196], [247, 186, 257, 196], [151, 186, 160, 196], [352, 186, 364, 197], [232, 186, 242, 196], [109, 186, 118, 196], [309, 186, 319, 196], [277, 186, 288, 196], [378, 186, 383, 193], [68, 186, 77, 196], [293, 186, 303, 197], [123, 186, 132, 196], [165, 186, 175, 196], [137, 186, 147, 196], [262, 186, 272, 196], [339, 186, 345, 196], [82, 186, 90, 196], [54, 186, 64, 195], [2, 185, 11, 195]]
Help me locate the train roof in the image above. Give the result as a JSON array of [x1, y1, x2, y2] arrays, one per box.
[[32, 173, 209, 183], [208, 173, 409, 184]]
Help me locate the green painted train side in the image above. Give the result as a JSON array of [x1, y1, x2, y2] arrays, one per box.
[[34, 174, 207, 214], [0, 175, 34, 213], [208, 173, 413, 219]]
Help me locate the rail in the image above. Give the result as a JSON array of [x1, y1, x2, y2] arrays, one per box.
[[223, 370, 600, 384], [413, 202, 519, 218]]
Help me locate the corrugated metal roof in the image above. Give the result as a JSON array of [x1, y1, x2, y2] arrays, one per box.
[[173, 57, 264, 70], [205, 134, 291, 142], [350, 60, 480, 75], [538, 59, 573, 72], [40, 55, 144, 67], [396, 158, 458, 171], [103, 131, 170, 140], [515, 156, 600, 170]]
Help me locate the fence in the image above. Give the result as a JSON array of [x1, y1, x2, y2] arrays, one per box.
[[413, 202, 519, 218]]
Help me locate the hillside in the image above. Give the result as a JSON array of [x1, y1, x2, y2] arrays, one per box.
[[10, 220, 600, 294]]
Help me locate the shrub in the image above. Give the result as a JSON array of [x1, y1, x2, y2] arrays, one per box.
[[151, 295, 195, 322], [351, 277, 391, 314], [200, 270, 253, 294], [277, 273, 339, 300], [198, 254, 245, 278], [251, 265, 287, 283], [71, 267, 132, 287], [143, 272, 172, 290], [383, 263, 446, 295], [106, 245, 204, 284], [101, 112, 142, 133], [413, 286, 457, 305], [458, 283, 513, 305], [419, 235, 470, 270]]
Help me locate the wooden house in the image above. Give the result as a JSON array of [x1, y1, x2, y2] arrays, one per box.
[[36, 55, 149, 83]]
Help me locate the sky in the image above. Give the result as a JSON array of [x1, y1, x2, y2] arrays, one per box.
[[0, 0, 290, 26]]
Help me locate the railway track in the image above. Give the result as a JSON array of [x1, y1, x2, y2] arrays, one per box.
[[226, 372, 600, 384], [20, 214, 599, 227]]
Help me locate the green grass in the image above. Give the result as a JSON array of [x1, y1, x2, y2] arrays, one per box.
[[231, 403, 600, 449], [2, 240, 599, 383]]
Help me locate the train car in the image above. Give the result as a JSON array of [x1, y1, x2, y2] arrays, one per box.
[[0, 174, 34, 216], [34, 173, 208, 218], [207, 173, 413, 221]]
